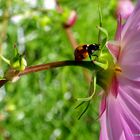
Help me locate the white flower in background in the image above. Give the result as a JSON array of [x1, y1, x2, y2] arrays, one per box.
[[24, 0, 37, 7], [44, 0, 57, 10]]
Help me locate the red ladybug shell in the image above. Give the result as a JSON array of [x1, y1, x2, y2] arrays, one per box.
[[74, 45, 88, 61]]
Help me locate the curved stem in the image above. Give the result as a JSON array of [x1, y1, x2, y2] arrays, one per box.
[[19, 60, 96, 76]]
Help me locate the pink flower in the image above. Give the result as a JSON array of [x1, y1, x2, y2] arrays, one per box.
[[99, 1, 140, 140], [116, 0, 134, 20], [63, 10, 77, 28]]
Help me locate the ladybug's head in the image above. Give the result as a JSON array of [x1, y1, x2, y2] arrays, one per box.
[[88, 44, 100, 54]]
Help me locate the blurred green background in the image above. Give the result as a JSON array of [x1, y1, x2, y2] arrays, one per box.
[[0, 0, 117, 140]]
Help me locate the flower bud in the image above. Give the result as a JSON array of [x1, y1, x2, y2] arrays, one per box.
[[64, 10, 77, 28], [116, 0, 134, 19]]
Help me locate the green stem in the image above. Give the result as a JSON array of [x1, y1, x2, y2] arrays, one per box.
[[98, 0, 102, 44]]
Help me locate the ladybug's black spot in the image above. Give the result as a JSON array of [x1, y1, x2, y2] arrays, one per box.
[[82, 45, 88, 50]]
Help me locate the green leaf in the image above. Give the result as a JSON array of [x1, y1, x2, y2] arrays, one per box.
[[77, 71, 96, 101], [98, 0, 102, 44], [0, 55, 10, 65], [78, 101, 90, 120], [97, 26, 108, 39], [94, 60, 108, 70]]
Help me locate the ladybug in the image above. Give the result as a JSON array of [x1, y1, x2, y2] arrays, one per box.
[[74, 44, 100, 61]]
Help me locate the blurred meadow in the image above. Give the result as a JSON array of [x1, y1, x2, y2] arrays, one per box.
[[0, 0, 117, 140]]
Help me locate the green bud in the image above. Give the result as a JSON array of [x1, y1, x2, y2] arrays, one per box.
[[11, 55, 27, 71], [20, 57, 27, 71]]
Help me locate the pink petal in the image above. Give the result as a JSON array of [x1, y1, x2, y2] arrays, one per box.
[[119, 40, 140, 81], [100, 93, 125, 140], [115, 15, 122, 40], [99, 96, 106, 119], [116, 0, 134, 20], [110, 75, 119, 97], [119, 77, 140, 126], [118, 0, 140, 81], [118, 77, 140, 140], [100, 76, 140, 140], [122, 0, 140, 39], [99, 110, 109, 140], [106, 41, 120, 62]]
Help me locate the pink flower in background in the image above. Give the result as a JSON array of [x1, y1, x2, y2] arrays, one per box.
[[116, 0, 134, 20], [64, 10, 77, 28], [100, 0, 140, 140]]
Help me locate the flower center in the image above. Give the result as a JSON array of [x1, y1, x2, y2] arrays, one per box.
[[115, 65, 122, 74]]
